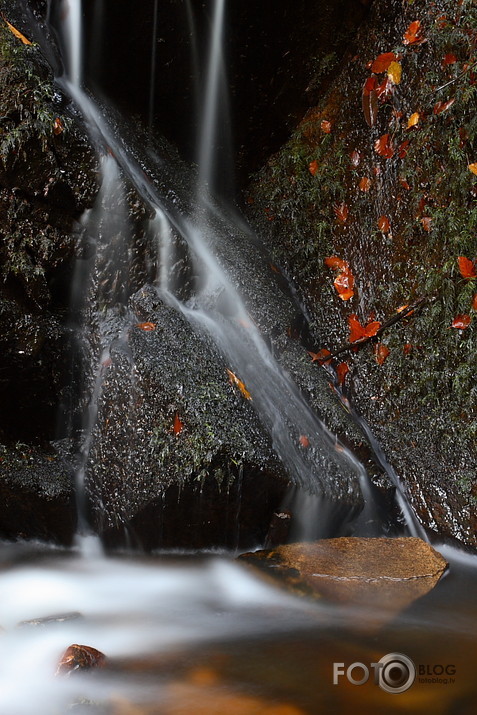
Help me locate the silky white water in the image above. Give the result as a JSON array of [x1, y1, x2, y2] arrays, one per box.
[[0, 549, 318, 714]]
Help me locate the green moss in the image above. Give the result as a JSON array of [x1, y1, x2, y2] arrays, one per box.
[[247, 0, 477, 518]]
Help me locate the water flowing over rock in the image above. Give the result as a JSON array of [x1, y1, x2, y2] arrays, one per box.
[[0, 0, 397, 548]]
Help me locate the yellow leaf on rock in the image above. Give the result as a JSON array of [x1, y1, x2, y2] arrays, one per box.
[[226, 368, 252, 400], [4, 18, 32, 45], [387, 61, 402, 84]]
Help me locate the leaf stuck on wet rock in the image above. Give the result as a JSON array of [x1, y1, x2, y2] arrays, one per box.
[[2, 17, 32, 45]]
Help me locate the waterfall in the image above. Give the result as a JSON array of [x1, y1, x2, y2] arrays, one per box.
[[59, 0, 82, 87], [148, 0, 159, 129], [50, 0, 420, 539], [197, 0, 227, 194]]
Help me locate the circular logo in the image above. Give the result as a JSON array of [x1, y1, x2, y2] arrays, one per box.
[[377, 653, 416, 694]]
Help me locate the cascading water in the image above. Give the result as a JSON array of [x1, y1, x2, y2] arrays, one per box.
[[53, 0, 391, 537]]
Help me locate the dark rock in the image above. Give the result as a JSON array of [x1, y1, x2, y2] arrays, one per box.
[[0, 443, 76, 544], [18, 611, 82, 627], [0, 10, 98, 449]]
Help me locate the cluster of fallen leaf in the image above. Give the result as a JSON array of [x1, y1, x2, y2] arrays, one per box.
[[311, 14, 477, 384]]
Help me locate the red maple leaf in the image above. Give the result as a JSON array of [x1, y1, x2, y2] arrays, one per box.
[[348, 314, 381, 343], [450, 314, 471, 329], [374, 133, 394, 158], [371, 52, 397, 73], [375, 343, 390, 365], [458, 256, 477, 279]]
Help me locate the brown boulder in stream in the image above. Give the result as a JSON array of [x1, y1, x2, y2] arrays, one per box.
[[56, 644, 107, 676], [241, 537, 447, 618]]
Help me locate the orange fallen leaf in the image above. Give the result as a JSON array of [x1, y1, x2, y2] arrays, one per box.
[[375, 77, 392, 100], [433, 98, 455, 115], [359, 176, 372, 192], [53, 117, 64, 135], [350, 150, 361, 166], [458, 256, 477, 279], [421, 216, 432, 232], [333, 203, 349, 223], [324, 256, 347, 270], [407, 112, 420, 129], [173, 413, 184, 435], [377, 215, 390, 233], [3, 17, 32, 45], [362, 77, 378, 127], [336, 362, 349, 386], [299, 435, 310, 448], [371, 52, 397, 73], [321, 120, 332, 133], [348, 314, 381, 343], [136, 322, 156, 331], [334, 270, 355, 301], [309, 160, 319, 176], [374, 133, 394, 158], [399, 176, 411, 190], [387, 61, 402, 85], [325, 256, 355, 301], [403, 343, 413, 355], [403, 20, 425, 45], [375, 343, 390, 365], [226, 368, 252, 400], [472, 294, 477, 311], [336, 289, 354, 302], [468, 163, 477, 175], [308, 348, 331, 364], [450, 314, 471, 329], [398, 139, 411, 158], [442, 53, 457, 66]]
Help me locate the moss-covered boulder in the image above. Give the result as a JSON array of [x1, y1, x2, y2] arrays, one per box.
[[247, 0, 477, 548]]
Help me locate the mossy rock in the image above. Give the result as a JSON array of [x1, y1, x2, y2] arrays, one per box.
[[247, 0, 477, 548]]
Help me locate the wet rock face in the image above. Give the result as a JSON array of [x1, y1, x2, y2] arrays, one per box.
[[246, 0, 477, 550], [85, 288, 289, 547], [0, 443, 76, 544], [0, 13, 98, 445]]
